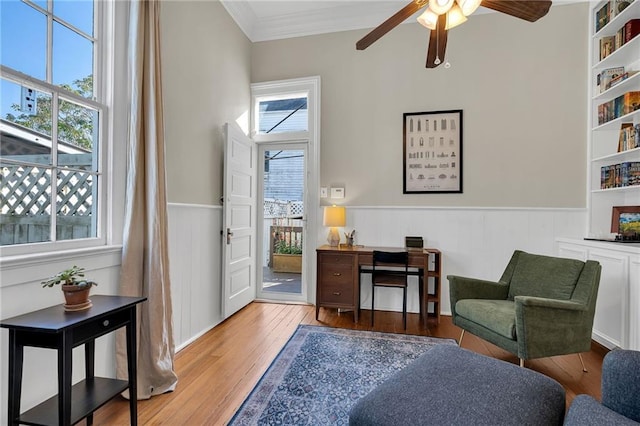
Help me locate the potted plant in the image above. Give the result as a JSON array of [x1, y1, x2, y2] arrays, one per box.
[[272, 239, 303, 273], [41, 265, 97, 312]]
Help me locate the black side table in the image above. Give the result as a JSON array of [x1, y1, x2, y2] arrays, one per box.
[[1, 295, 146, 426]]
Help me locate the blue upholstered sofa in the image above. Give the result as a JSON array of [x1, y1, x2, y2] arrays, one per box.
[[564, 349, 640, 425]]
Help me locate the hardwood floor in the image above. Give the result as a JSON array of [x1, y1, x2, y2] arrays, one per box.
[[94, 302, 607, 425]]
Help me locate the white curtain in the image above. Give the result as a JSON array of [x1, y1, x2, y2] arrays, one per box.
[[116, 0, 178, 399]]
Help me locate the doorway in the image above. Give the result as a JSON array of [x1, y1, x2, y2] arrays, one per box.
[[257, 143, 307, 301], [251, 76, 320, 305]]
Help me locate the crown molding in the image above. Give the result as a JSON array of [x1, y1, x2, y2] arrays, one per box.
[[221, 1, 419, 42], [220, 0, 585, 43]]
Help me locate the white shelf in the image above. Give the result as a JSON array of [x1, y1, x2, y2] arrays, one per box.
[[593, 71, 640, 102], [592, 109, 640, 131], [589, 1, 640, 237], [593, 0, 640, 38], [591, 185, 640, 193], [593, 35, 640, 71], [593, 147, 640, 162]]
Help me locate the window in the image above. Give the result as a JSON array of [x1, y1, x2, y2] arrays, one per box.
[[0, 0, 105, 250], [255, 95, 308, 135]]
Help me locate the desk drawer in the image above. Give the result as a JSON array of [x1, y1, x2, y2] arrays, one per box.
[[320, 262, 353, 286], [321, 282, 353, 304], [320, 253, 354, 265]]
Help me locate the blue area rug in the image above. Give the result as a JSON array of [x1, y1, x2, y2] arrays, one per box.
[[229, 325, 457, 425]]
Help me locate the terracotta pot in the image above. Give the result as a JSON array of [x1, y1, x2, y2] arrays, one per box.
[[61, 284, 93, 312]]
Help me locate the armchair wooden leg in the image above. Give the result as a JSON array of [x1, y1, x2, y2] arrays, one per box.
[[458, 330, 464, 346], [520, 358, 525, 368], [578, 353, 587, 372]]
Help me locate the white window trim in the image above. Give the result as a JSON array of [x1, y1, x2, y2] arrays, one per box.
[[251, 76, 321, 304], [0, 0, 128, 260]]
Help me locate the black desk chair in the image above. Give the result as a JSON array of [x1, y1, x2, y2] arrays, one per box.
[[371, 250, 410, 329]]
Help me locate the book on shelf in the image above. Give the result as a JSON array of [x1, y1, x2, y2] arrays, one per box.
[[595, 2, 611, 33], [624, 18, 640, 43], [598, 66, 625, 92], [601, 161, 640, 189], [618, 123, 640, 152], [623, 91, 640, 114], [607, 70, 639, 90], [598, 91, 640, 125], [599, 36, 616, 60]]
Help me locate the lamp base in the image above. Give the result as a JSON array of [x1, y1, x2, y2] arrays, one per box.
[[327, 227, 341, 247]]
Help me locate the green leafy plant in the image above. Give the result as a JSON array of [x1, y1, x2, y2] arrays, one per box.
[[41, 266, 97, 288], [274, 239, 303, 255]]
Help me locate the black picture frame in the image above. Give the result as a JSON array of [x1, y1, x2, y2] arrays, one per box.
[[403, 109, 463, 194]]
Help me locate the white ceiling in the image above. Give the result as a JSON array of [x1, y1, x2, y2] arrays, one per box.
[[220, 0, 581, 43], [221, 0, 440, 42]]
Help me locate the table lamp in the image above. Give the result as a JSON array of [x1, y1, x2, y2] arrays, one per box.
[[323, 205, 346, 247]]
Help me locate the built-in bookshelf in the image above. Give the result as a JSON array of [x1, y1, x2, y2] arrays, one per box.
[[589, 0, 640, 238]]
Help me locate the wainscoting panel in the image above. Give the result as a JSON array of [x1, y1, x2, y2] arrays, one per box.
[[336, 207, 587, 316], [167, 204, 586, 349], [168, 203, 223, 350]]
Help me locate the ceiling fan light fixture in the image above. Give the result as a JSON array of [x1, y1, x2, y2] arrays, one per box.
[[428, 0, 454, 15], [456, 0, 482, 17], [417, 8, 438, 30], [445, 3, 467, 30]]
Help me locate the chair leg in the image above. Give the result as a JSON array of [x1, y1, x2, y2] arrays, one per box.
[[371, 285, 375, 327], [402, 287, 407, 330], [519, 358, 525, 368], [578, 353, 587, 372], [458, 330, 464, 346]]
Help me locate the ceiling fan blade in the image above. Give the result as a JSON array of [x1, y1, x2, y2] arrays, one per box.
[[356, 0, 427, 50], [481, 0, 552, 22], [426, 14, 448, 68]]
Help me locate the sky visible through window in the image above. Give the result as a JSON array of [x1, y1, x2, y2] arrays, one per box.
[[0, 0, 94, 119]]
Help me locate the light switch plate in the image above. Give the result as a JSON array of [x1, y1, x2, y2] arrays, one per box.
[[330, 187, 345, 199], [320, 187, 328, 198]]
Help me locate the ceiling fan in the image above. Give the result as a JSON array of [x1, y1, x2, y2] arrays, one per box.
[[356, 0, 552, 68]]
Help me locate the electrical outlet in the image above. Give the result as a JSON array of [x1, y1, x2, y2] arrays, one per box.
[[320, 187, 328, 198]]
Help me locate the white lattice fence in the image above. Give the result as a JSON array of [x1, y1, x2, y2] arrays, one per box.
[[0, 164, 94, 245], [263, 199, 304, 219]]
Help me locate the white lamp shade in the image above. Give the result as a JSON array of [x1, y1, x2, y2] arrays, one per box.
[[429, 0, 454, 15], [323, 206, 346, 227], [417, 8, 438, 30], [456, 0, 481, 16], [445, 3, 468, 29]]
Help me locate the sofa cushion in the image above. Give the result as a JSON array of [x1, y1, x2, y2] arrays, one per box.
[[456, 299, 516, 340], [349, 345, 566, 426], [508, 252, 584, 301]]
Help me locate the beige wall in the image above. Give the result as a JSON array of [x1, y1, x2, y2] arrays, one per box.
[[161, 0, 251, 205], [251, 3, 589, 208]]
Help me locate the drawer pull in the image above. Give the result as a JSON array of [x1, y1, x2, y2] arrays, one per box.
[[333, 273, 342, 276], [333, 292, 341, 296], [103, 320, 110, 327]]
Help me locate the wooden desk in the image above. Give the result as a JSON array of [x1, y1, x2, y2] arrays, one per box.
[[1, 295, 146, 426], [316, 245, 441, 327]]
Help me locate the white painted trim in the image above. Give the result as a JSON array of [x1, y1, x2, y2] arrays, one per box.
[[168, 202, 222, 210], [346, 206, 588, 211], [175, 322, 220, 353], [251, 76, 320, 305]]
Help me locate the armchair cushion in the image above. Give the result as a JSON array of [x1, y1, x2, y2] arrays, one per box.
[[508, 252, 585, 301], [456, 300, 516, 339]]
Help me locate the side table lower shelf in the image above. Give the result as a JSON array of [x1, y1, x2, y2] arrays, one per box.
[[19, 377, 128, 426]]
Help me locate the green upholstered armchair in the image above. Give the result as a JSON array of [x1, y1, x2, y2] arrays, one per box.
[[448, 250, 601, 368]]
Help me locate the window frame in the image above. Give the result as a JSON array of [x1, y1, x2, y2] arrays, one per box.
[[0, 0, 112, 258]]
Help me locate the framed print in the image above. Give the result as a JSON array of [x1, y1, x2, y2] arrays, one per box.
[[611, 206, 640, 241], [403, 109, 462, 194]]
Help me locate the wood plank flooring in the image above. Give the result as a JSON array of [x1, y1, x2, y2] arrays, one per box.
[[94, 303, 607, 425]]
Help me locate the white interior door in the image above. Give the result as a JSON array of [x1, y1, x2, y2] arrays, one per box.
[[222, 122, 257, 318]]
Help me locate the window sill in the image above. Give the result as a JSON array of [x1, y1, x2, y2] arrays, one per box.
[[0, 245, 123, 288]]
